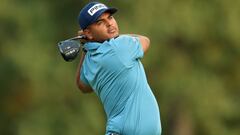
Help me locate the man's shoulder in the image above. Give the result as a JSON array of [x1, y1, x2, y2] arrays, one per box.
[[115, 35, 132, 40], [110, 35, 135, 45]]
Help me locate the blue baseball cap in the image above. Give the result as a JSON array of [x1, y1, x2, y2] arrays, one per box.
[[78, 2, 117, 30]]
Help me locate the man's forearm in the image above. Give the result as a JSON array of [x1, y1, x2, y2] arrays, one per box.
[[76, 52, 85, 87], [75, 52, 94, 93]]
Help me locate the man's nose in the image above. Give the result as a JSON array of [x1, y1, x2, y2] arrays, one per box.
[[105, 19, 112, 27]]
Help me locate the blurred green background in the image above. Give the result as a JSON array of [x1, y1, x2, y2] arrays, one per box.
[[0, 0, 239, 135]]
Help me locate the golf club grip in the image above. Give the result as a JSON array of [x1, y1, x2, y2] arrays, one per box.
[[70, 35, 87, 40]]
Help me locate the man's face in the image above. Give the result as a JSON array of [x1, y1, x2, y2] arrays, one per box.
[[84, 12, 119, 42]]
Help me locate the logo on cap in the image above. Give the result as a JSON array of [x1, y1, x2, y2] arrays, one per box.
[[88, 4, 107, 16]]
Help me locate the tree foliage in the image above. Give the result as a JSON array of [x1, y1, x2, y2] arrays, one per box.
[[0, 0, 239, 135]]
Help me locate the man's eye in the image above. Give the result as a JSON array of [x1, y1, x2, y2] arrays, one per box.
[[108, 15, 113, 19], [97, 21, 103, 25]]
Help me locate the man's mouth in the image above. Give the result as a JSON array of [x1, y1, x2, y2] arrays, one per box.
[[108, 27, 116, 33]]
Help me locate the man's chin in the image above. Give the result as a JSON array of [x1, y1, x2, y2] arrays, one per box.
[[96, 33, 119, 42], [109, 32, 119, 39]]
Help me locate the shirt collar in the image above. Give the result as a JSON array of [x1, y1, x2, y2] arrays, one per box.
[[83, 36, 119, 51], [84, 42, 102, 51], [84, 39, 111, 51]]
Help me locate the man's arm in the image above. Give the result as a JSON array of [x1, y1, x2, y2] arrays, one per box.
[[76, 52, 94, 93], [138, 35, 150, 53], [127, 34, 150, 53]]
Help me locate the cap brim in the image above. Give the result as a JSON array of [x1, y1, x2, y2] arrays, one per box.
[[105, 7, 118, 15]]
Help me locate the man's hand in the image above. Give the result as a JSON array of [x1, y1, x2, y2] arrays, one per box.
[[77, 30, 88, 44]]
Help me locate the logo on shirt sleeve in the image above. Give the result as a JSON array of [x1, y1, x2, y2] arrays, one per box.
[[88, 4, 107, 16], [132, 37, 138, 43]]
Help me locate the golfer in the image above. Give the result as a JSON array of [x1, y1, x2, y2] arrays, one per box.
[[76, 2, 162, 135]]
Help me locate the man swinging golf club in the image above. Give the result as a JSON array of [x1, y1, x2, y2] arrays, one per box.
[[75, 2, 162, 135]]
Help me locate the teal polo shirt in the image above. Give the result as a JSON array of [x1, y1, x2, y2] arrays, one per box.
[[80, 35, 161, 135]]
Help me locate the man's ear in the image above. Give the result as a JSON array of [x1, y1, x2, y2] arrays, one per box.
[[83, 29, 93, 40]]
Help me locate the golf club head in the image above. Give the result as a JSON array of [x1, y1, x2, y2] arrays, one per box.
[[58, 39, 81, 62], [57, 35, 86, 62]]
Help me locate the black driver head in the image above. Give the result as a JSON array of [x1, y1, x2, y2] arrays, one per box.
[[58, 39, 81, 62]]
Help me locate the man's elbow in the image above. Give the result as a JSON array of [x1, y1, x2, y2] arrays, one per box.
[[76, 81, 93, 94], [79, 88, 93, 93]]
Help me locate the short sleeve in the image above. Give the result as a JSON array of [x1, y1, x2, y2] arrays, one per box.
[[129, 36, 144, 59], [113, 35, 144, 61]]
